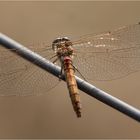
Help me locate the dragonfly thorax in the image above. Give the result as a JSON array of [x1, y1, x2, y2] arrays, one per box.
[[52, 37, 74, 57]]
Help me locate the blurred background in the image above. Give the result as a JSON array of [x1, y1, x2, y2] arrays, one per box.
[[0, 1, 140, 139]]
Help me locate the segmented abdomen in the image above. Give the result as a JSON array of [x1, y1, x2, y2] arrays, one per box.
[[63, 56, 82, 117]]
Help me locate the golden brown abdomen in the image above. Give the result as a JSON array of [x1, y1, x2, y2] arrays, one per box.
[[63, 56, 82, 117]]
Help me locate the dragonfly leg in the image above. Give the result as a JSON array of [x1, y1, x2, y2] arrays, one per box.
[[51, 57, 63, 81], [49, 54, 58, 64], [58, 64, 63, 81], [52, 57, 59, 64], [72, 64, 87, 81], [51, 55, 63, 81]]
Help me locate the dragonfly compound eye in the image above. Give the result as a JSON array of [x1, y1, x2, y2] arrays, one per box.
[[61, 37, 70, 42], [61, 37, 72, 47], [52, 38, 61, 51], [52, 37, 71, 50]]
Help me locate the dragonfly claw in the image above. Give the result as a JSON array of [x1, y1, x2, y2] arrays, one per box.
[[58, 75, 62, 81]]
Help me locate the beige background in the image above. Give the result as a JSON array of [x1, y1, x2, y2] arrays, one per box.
[[0, 1, 140, 139]]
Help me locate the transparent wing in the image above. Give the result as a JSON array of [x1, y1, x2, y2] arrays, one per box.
[[1, 23, 140, 97], [72, 23, 140, 81], [0, 44, 60, 96]]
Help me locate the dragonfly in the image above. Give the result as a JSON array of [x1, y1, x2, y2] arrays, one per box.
[[0, 23, 140, 117]]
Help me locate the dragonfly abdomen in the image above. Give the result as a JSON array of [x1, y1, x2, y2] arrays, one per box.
[[63, 56, 82, 118]]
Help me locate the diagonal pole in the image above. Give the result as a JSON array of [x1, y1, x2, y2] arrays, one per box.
[[0, 33, 140, 122]]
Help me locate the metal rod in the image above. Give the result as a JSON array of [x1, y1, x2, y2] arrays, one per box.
[[0, 33, 140, 122]]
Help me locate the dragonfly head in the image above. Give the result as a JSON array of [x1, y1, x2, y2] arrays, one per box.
[[52, 37, 72, 52], [52, 37, 74, 58]]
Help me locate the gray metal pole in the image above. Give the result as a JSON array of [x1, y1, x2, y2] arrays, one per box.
[[0, 33, 140, 122]]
